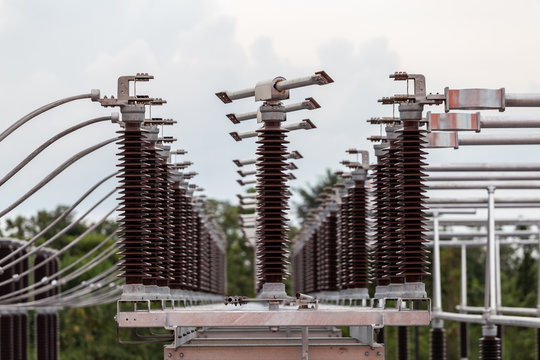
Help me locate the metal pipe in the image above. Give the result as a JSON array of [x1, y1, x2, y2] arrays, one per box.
[[426, 163, 540, 172], [481, 116, 540, 128], [495, 238, 502, 312], [433, 311, 485, 324], [226, 98, 319, 123], [460, 133, 540, 146], [426, 231, 537, 239], [429, 203, 540, 209], [488, 187, 497, 314], [0, 91, 99, 143], [505, 93, 540, 107], [274, 71, 332, 91], [427, 174, 540, 181], [430, 218, 540, 226], [427, 239, 538, 248], [0, 171, 118, 265], [428, 197, 540, 204], [461, 245, 467, 311], [428, 182, 540, 190], [433, 212, 442, 313], [0, 136, 118, 218]]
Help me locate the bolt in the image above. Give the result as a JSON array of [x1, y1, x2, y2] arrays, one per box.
[[168, 353, 172, 358], [377, 351, 382, 356], [365, 351, 370, 356], [179, 353, 184, 358]]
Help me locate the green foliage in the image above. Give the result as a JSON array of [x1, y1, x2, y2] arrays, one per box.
[[206, 199, 254, 297], [293, 168, 338, 222]]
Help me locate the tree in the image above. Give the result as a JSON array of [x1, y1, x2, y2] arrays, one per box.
[[293, 168, 338, 222]]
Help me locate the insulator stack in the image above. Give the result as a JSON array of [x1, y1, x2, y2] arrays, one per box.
[[169, 180, 187, 290], [36, 313, 48, 360], [323, 212, 338, 291], [255, 118, 290, 286], [461, 323, 468, 360], [383, 129, 404, 286], [292, 252, 304, 294], [0, 243, 14, 360], [373, 144, 390, 288], [537, 328, 540, 360], [302, 232, 316, 294], [396, 120, 429, 283], [397, 326, 409, 360], [192, 208, 201, 291], [157, 147, 173, 287], [142, 129, 165, 286], [116, 117, 150, 284], [347, 180, 369, 289], [338, 190, 350, 289], [429, 327, 446, 360], [479, 335, 502, 360]]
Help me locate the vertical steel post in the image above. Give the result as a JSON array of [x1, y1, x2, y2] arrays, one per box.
[[479, 186, 502, 360], [488, 186, 497, 314], [431, 212, 446, 359], [433, 211, 442, 314], [302, 326, 309, 360], [461, 244, 469, 360]]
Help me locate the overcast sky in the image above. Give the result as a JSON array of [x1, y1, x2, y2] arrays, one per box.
[[1, 0, 539, 225]]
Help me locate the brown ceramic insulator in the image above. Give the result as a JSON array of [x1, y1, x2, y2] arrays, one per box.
[[303, 235, 315, 294], [348, 183, 369, 288], [192, 210, 201, 292], [338, 194, 350, 289], [325, 212, 339, 291], [20, 313, 28, 360], [141, 140, 165, 286], [315, 223, 325, 291], [49, 313, 58, 360], [479, 336, 502, 360], [169, 183, 187, 289], [184, 200, 195, 291], [430, 327, 447, 360], [35, 313, 48, 360], [255, 124, 291, 285], [0, 313, 14, 360], [0, 244, 13, 298], [397, 326, 409, 360], [374, 154, 390, 286], [461, 323, 468, 359], [116, 123, 151, 284], [292, 252, 304, 294], [198, 225, 210, 292], [396, 122, 429, 282], [156, 158, 173, 287], [383, 138, 405, 284], [209, 241, 218, 293]]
